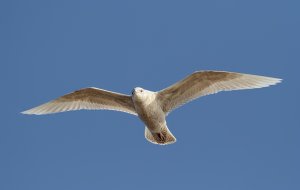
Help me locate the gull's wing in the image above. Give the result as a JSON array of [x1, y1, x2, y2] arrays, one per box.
[[157, 71, 281, 114], [22, 87, 137, 115]]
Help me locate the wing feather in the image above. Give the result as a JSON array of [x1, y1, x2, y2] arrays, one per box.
[[22, 87, 137, 115], [157, 71, 281, 114]]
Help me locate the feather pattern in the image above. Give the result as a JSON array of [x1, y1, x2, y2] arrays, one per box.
[[22, 87, 137, 115], [157, 71, 282, 114]]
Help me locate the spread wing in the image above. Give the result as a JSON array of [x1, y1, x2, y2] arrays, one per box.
[[22, 87, 137, 115], [157, 71, 281, 114]]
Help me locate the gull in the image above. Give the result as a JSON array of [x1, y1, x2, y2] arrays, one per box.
[[22, 71, 281, 145]]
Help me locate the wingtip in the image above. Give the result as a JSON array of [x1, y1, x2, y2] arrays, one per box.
[[21, 110, 28, 115], [269, 77, 283, 86], [277, 78, 283, 83], [21, 108, 43, 115], [21, 110, 34, 115]]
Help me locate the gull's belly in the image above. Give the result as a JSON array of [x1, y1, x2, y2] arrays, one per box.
[[134, 101, 166, 132]]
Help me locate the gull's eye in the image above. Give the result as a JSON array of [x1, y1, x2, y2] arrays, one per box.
[[140, 89, 143, 93]]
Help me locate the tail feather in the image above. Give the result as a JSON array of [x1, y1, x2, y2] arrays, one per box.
[[145, 126, 176, 145]]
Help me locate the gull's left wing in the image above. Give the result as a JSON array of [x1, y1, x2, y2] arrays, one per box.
[[22, 87, 137, 115], [157, 71, 281, 114]]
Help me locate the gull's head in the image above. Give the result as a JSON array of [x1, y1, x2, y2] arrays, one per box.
[[132, 87, 144, 96], [131, 87, 152, 101]]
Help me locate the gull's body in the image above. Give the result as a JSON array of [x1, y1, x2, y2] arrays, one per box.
[[22, 71, 281, 145], [132, 88, 176, 144]]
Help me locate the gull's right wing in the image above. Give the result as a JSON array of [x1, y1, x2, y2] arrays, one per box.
[[22, 87, 137, 115]]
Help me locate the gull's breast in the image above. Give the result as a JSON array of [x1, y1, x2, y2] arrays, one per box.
[[133, 99, 166, 131]]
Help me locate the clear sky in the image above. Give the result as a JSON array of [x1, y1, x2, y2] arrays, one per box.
[[1, 0, 299, 189]]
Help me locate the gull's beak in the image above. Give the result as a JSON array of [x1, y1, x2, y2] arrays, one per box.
[[131, 89, 135, 95]]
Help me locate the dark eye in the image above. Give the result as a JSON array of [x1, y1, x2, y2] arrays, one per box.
[[140, 90, 143, 92]]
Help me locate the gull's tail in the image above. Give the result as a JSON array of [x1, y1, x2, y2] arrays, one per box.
[[145, 126, 176, 145]]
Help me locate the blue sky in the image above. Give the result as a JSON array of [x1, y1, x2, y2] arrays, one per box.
[[1, 0, 299, 189]]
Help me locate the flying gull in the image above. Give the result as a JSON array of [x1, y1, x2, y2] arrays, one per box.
[[22, 71, 281, 145]]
